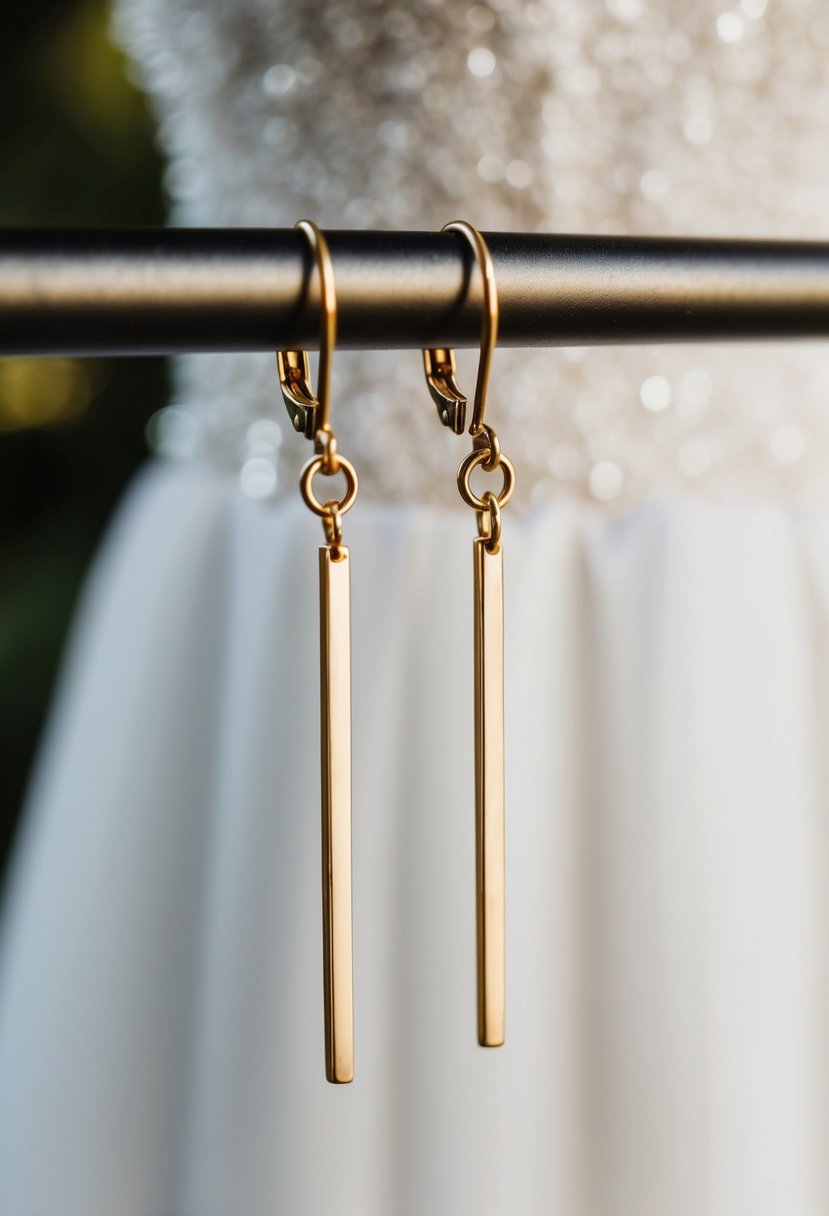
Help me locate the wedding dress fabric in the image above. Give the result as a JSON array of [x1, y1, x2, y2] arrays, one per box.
[[2, 2, 829, 1213]]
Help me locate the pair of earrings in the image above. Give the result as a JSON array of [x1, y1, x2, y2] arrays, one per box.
[[278, 220, 514, 1084]]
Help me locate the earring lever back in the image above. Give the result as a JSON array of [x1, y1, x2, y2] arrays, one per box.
[[423, 348, 467, 434], [278, 218, 337, 450], [278, 350, 319, 439]]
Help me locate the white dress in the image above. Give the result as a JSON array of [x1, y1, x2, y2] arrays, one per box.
[[2, 2, 829, 1212]]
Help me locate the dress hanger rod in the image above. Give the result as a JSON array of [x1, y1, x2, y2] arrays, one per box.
[[2, 227, 829, 356]]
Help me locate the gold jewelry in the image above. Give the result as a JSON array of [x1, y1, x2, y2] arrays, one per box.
[[278, 221, 355, 1083], [424, 221, 513, 1048]]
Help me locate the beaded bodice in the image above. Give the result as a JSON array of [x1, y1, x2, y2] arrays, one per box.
[[115, 0, 829, 509]]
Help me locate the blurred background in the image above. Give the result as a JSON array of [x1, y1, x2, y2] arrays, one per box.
[[0, 0, 165, 879]]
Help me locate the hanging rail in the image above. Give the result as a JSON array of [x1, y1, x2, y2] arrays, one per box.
[[2, 228, 829, 356]]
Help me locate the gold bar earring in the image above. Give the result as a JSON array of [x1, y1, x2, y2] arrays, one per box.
[[278, 220, 357, 1084], [424, 222, 515, 1049]]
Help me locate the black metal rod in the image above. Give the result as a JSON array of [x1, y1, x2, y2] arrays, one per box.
[[3, 228, 829, 355]]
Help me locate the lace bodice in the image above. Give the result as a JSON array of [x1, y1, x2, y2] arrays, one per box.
[[115, 0, 829, 509]]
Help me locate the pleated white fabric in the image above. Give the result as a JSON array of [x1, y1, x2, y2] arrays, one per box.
[[1, 461, 828, 1215]]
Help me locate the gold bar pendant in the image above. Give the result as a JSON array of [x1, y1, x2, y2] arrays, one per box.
[[319, 544, 354, 1083], [473, 537, 505, 1047]]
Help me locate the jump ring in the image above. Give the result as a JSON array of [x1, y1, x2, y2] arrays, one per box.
[[300, 453, 359, 518], [315, 428, 340, 475], [457, 448, 515, 512], [322, 500, 343, 548], [477, 490, 501, 550], [473, 424, 501, 472]]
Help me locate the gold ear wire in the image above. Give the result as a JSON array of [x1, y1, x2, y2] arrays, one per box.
[[423, 220, 500, 449], [278, 219, 337, 444]]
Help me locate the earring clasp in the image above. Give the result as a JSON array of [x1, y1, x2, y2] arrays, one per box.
[[423, 220, 501, 468], [423, 347, 467, 435], [278, 219, 337, 457]]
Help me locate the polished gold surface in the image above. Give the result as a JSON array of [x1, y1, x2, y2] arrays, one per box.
[[473, 536, 505, 1047], [319, 544, 354, 1084]]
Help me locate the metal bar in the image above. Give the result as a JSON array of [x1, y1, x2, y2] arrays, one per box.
[[318, 544, 354, 1085], [3, 228, 829, 355], [473, 536, 505, 1049]]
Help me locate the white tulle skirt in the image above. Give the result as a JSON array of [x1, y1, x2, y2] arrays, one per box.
[[0, 460, 827, 1215]]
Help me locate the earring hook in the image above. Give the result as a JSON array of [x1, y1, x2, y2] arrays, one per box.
[[277, 219, 337, 448], [423, 221, 500, 451]]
